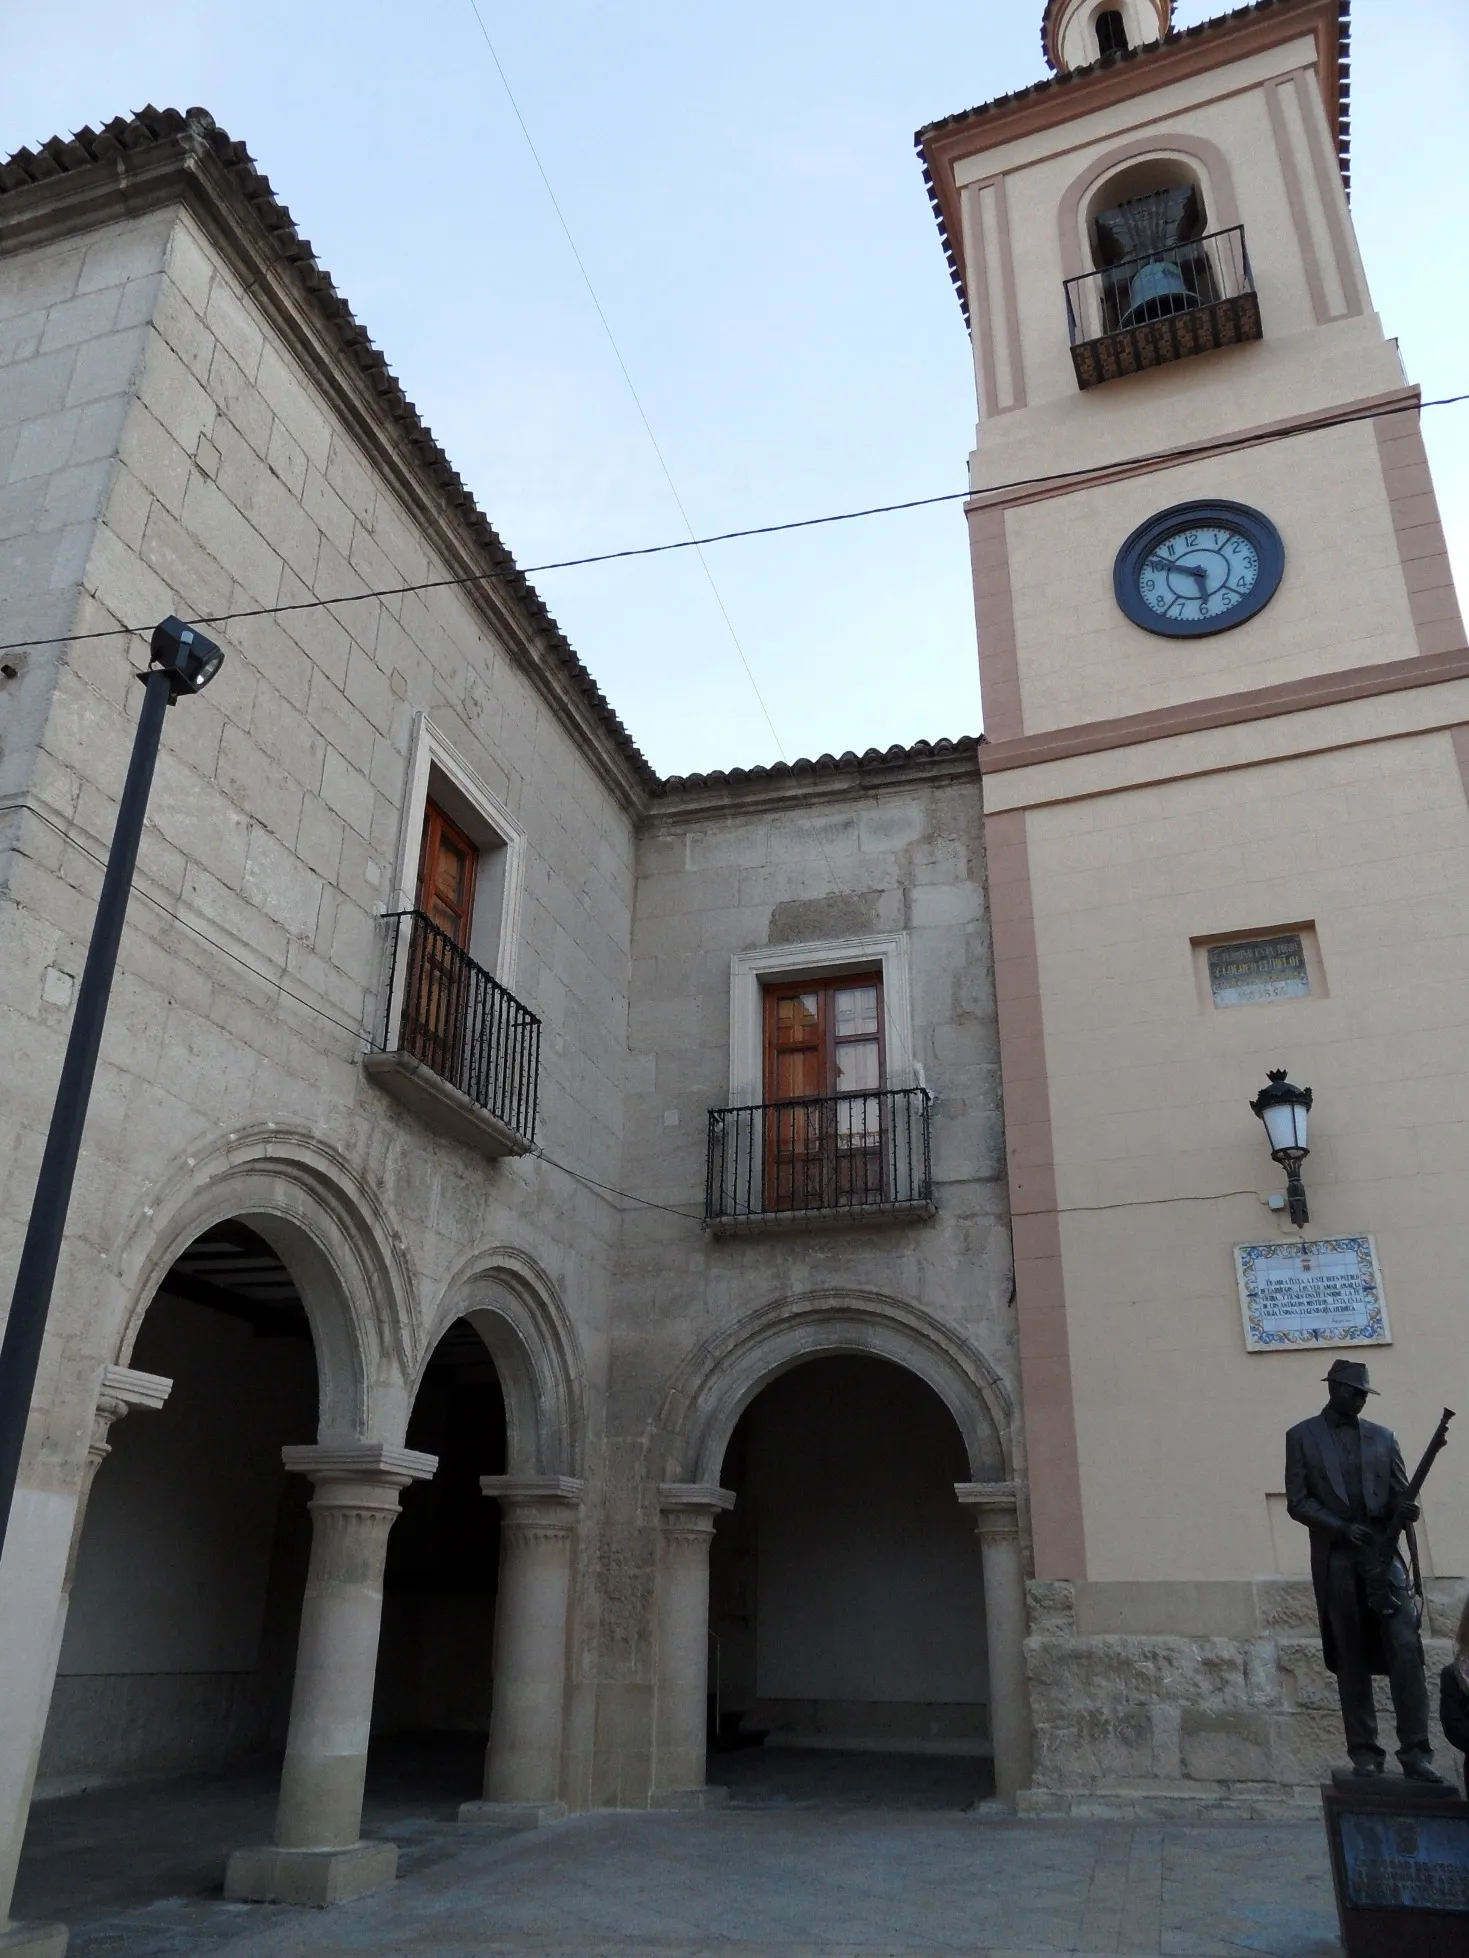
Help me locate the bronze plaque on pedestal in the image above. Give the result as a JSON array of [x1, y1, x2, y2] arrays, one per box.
[[1322, 1775, 1469, 1957]]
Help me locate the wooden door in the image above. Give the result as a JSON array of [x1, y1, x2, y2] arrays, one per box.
[[762, 974, 883, 1210], [408, 803, 479, 1080]]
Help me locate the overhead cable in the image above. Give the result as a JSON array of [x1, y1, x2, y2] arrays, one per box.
[[2, 391, 1463, 659]]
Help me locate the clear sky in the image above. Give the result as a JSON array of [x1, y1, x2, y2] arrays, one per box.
[[3, 0, 1465, 777]]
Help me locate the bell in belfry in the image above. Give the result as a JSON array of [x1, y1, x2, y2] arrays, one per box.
[[1122, 257, 1194, 325], [1094, 184, 1201, 327]]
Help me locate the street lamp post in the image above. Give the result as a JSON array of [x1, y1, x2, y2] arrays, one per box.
[[0, 618, 224, 1564], [1250, 1067, 1313, 1228]]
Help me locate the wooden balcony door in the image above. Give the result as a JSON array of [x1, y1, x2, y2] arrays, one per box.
[[762, 973, 883, 1211], [409, 802, 478, 1081]]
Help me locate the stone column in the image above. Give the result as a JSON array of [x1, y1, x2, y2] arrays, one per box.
[[225, 1441, 435, 1908], [651, 1483, 734, 1808], [0, 1365, 170, 1958], [460, 1475, 583, 1829], [956, 1481, 1033, 1807]]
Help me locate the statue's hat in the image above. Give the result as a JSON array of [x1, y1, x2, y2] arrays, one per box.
[[1324, 1358, 1378, 1395]]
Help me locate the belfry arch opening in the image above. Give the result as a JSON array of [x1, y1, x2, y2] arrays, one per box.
[[706, 1354, 994, 1805], [1094, 7, 1129, 55], [37, 1222, 319, 1791], [369, 1317, 507, 1791], [1084, 159, 1211, 332]]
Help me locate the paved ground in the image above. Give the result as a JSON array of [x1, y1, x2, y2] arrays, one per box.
[[12, 1748, 1343, 1958]]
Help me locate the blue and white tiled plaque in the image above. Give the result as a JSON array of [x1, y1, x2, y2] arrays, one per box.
[[1234, 1236, 1390, 1352]]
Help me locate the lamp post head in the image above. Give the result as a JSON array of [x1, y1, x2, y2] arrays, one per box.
[[148, 617, 224, 698], [1250, 1068, 1312, 1161], [1251, 1069, 1312, 1227]]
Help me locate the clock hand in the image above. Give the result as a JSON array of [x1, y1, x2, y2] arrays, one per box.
[[1147, 555, 1208, 582]]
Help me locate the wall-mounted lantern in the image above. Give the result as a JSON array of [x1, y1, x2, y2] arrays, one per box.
[[1250, 1068, 1312, 1228]]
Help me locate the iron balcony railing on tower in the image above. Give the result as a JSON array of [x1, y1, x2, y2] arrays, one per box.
[[1064, 225, 1261, 389], [704, 1085, 935, 1235], [364, 909, 541, 1158]]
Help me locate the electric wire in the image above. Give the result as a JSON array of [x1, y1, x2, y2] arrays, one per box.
[[0, 390, 1463, 660], [13, 801, 708, 1218], [459, 0, 845, 889], [532, 1148, 704, 1219], [7, 385, 1467, 1215], [19, 802, 370, 1043], [461, 0, 808, 783]]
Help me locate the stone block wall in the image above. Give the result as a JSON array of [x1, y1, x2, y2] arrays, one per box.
[[586, 756, 1017, 1805], [1022, 1576, 1463, 1815], [0, 139, 648, 1815]]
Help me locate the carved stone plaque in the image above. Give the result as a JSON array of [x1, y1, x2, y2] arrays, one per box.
[[1207, 933, 1309, 1006], [1234, 1236, 1390, 1352]]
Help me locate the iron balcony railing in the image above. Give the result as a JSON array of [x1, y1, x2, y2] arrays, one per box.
[[1064, 225, 1261, 389], [705, 1086, 933, 1229], [377, 909, 541, 1144]]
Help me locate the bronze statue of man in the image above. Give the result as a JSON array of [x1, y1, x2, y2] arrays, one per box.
[[1286, 1358, 1447, 1782]]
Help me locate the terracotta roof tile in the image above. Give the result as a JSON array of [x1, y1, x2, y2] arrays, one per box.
[[659, 734, 981, 795]]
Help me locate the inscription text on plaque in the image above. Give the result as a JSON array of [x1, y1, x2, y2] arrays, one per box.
[[1234, 1236, 1389, 1352]]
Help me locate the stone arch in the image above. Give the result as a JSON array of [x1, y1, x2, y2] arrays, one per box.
[[659, 1289, 1013, 1488], [1057, 132, 1242, 283], [419, 1246, 585, 1479], [109, 1126, 414, 1442]]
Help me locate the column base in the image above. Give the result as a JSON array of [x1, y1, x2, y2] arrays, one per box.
[[0, 1925, 68, 1957], [648, 1784, 729, 1810], [458, 1800, 567, 1829], [223, 1840, 397, 1906]]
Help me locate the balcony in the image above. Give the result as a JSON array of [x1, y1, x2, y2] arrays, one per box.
[[364, 909, 541, 1158], [704, 1087, 935, 1236], [1065, 226, 1261, 390]]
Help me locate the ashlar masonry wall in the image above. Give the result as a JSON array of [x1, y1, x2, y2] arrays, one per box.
[[0, 158, 643, 1860], [594, 754, 1021, 1802]]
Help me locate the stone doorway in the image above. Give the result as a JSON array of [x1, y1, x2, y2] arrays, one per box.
[[368, 1317, 507, 1805], [37, 1221, 319, 1795], [707, 1354, 994, 1808]]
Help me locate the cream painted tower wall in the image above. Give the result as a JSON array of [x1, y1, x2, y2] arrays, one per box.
[[922, 0, 1469, 1808]]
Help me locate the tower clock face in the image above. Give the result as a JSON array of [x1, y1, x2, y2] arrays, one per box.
[[1114, 501, 1285, 638]]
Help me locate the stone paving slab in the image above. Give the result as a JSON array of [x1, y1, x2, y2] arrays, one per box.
[[15, 1790, 1344, 1958]]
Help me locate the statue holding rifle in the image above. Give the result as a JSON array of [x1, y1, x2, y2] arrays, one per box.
[[1285, 1358, 1454, 1783]]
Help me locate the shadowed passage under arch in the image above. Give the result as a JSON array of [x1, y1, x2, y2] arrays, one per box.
[[39, 1222, 320, 1790], [707, 1354, 996, 1806]]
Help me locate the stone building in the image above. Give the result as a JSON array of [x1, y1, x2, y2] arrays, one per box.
[[0, 93, 1015, 1954], [919, 0, 1469, 1812], [0, 0, 1466, 1947]]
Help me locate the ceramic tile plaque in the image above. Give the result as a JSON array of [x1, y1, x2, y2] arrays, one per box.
[[1234, 1236, 1390, 1352], [1207, 933, 1309, 1006]]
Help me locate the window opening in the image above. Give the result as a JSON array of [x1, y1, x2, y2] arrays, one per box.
[[1095, 8, 1129, 55], [762, 974, 884, 1210]]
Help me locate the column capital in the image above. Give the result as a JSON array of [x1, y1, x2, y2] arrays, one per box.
[[282, 1442, 438, 1491], [89, 1365, 173, 1467], [657, 1484, 735, 1543], [480, 1475, 584, 1508], [658, 1483, 735, 1519], [955, 1481, 1022, 1543], [98, 1363, 173, 1415]]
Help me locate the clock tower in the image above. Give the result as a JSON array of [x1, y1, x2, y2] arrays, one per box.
[[920, 0, 1469, 1808]]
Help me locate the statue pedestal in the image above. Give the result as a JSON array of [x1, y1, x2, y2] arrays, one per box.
[[1321, 1771, 1469, 1957]]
